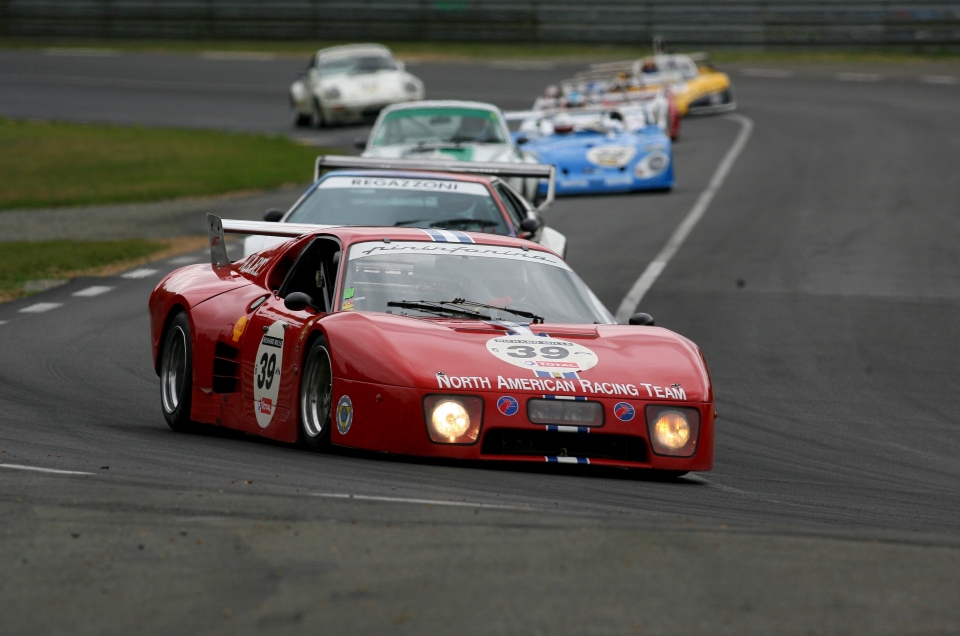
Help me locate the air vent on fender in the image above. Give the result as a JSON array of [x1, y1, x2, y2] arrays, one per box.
[[213, 341, 240, 393]]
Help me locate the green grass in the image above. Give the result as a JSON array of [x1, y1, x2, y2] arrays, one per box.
[[0, 239, 170, 300], [2, 37, 959, 62], [0, 118, 326, 210]]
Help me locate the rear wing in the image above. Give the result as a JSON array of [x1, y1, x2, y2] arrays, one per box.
[[313, 155, 556, 212], [207, 214, 332, 266]]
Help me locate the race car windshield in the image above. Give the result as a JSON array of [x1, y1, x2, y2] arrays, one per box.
[[341, 241, 615, 325], [285, 176, 510, 235], [320, 54, 397, 77], [370, 107, 507, 147]]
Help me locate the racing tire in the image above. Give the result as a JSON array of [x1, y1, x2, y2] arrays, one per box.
[[160, 312, 198, 433], [310, 98, 325, 129], [293, 110, 312, 128], [299, 335, 333, 451]]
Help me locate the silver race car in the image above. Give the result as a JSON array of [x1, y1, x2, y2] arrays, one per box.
[[290, 44, 425, 127], [360, 100, 542, 202]]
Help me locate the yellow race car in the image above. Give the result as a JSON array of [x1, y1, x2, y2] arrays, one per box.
[[637, 53, 735, 116]]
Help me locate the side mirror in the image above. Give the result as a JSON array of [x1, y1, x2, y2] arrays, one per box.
[[515, 135, 528, 145], [519, 217, 541, 236], [263, 209, 284, 222], [283, 291, 314, 312], [628, 313, 655, 326], [353, 138, 367, 150]]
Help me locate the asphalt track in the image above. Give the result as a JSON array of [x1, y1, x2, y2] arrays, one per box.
[[1, 51, 960, 634]]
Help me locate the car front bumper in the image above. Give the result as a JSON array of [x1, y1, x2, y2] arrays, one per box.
[[330, 378, 713, 472]]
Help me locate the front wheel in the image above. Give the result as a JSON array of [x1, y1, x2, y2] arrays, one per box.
[[299, 336, 333, 450], [160, 312, 198, 433]]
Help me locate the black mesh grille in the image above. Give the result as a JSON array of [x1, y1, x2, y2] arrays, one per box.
[[481, 429, 648, 463]]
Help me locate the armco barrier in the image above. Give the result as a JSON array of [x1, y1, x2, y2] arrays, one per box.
[[2, 1, 959, 49]]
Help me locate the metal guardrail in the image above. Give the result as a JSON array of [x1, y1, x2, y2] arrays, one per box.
[[2, 1, 959, 49]]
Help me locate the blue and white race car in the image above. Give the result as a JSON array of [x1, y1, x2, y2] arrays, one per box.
[[508, 107, 674, 196]]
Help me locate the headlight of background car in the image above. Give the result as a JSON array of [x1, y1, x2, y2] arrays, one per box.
[[423, 395, 483, 444], [403, 80, 419, 93], [323, 86, 341, 100], [645, 406, 700, 457], [634, 151, 670, 179]]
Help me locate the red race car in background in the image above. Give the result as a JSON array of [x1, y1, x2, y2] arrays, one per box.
[[148, 215, 714, 475]]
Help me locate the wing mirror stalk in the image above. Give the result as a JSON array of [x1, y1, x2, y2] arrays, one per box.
[[519, 217, 541, 238], [628, 313, 655, 326], [284, 292, 319, 313], [263, 209, 284, 222]]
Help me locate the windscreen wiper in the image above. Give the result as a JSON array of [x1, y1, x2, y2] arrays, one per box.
[[386, 300, 491, 321], [443, 298, 544, 324], [393, 218, 499, 228]]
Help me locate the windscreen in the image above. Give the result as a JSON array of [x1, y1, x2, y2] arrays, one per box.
[[285, 176, 511, 235], [319, 54, 397, 77], [371, 108, 507, 147], [341, 241, 615, 325]]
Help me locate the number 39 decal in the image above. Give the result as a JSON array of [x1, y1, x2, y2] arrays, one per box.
[[487, 335, 598, 372], [254, 321, 285, 428]]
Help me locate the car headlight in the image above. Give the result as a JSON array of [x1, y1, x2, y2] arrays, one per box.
[[645, 406, 700, 457], [323, 86, 341, 100], [403, 80, 418, 93], [635, 151, 670, 178], [424, 395, 483, 444]]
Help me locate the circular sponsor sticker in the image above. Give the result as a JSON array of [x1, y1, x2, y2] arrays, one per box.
[[336, 395, 353, 435], [614, 402, 635, 422], [497, 396, 519, 416], [486, 335, 599, 373], [254, 321, 285, 429]]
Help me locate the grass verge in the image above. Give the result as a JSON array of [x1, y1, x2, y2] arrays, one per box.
[[0, 237, 207, 302], [2, 37, 959, 63], [0, 118, 326, 211]]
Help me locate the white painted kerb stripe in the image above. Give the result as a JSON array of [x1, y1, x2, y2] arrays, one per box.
[[616, 114, 754, 323], [312, 492, 526, 510], [0, 463, 93, 475], [72, 286, 113, 297], [121, 268, 158, 279], [19, 302, 63, 314]]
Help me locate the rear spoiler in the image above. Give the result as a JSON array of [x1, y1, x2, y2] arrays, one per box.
[[206, 214, 332, 266], [313, 155, 556, 212]]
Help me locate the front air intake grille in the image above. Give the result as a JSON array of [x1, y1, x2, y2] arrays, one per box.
[[213, 341, 240, 393], [481, 429, 648, 463]]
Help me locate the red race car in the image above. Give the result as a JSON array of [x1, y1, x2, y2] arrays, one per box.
[[148, 215, 714, 474]]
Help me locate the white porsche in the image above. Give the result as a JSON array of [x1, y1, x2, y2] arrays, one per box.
[[360, 100, 542, 202], [290, 44, 425, 127]]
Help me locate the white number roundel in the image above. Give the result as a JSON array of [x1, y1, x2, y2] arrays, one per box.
[[485, 335, 598, 372], [254, 321, 285, 428]]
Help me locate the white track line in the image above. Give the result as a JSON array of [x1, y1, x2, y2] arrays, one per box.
[[167, 255, 200, 265], [72, 285, 113, 297], [312, 492, 528, 510], [0, 463, 93, 476], [121, 268, 158, 279], [921, 75, 957, 85], [615, 114, 754, 323], [18, 302, 63, 314], [0, 320, 8, 326]]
